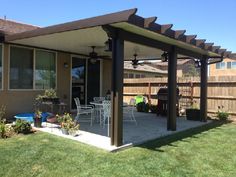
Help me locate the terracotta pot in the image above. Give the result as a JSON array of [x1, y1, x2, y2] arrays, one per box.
[[61, 128, 69, 135], [34, 117, 42, 128], [186, 109, 201, 121]]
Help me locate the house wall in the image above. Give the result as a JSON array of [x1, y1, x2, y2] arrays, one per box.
[[209, 58, 236, 76], [102, 59, 112, 96], [124, 69, 165, 78], [0, 44, 111, 119]]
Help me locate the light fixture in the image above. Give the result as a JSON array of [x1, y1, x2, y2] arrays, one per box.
[[104, 38, 112, 52], [132, 54, 139, 69], [63, 62, 69, 68], [194, 59, 201, 68], [161, 52, 168, 62], [90, 58, 97, 64]]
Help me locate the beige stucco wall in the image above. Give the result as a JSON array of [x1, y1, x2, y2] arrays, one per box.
[[209, 58, 236, 76], [0, 44, 71, 118], [124, 69, 166, 78], [102, 60, 112, 96], [0, 44, 112, 119]]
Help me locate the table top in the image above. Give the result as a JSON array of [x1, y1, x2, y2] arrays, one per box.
[[90, 101, 103, 106], [90, 101, 129, 107], [42, 101, 67, 106]]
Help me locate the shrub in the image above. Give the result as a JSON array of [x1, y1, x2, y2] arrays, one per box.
[[136, 102, 150, 113], [150, 105, 157, 113], [0, 105, 6, 122], [217, 105, 229, 121], [13, 119, 32, 134], [0, 123, 15, 139]]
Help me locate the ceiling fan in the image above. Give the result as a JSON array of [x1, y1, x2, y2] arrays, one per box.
[[88, 46, 110, 63], [131, 54, 144, 68]]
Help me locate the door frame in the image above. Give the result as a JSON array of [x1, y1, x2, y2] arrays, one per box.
[[70, 55, 103, 111]]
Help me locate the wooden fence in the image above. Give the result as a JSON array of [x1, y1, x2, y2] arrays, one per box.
[[123, 76, 236, 116]]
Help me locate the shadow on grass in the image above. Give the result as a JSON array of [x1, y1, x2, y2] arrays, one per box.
[[137, 120, 232, 151]]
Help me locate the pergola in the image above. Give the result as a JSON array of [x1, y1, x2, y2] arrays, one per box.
[[5, 9, 234, 147]]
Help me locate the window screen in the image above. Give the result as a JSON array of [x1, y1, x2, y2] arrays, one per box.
[[10, 46, 33, 89], [35, 50, 56, 89]]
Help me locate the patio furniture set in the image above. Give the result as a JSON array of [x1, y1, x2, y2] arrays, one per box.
[[74, 97, 137, 128]]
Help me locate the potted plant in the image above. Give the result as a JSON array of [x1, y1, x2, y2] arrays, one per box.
[[217, 105, 229, 121], [186, 101, 200, 121], [57, 113, 79, 136], [34, 110, 42, 127], [36, 89, 59, 104]]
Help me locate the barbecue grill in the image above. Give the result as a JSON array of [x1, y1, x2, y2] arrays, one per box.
[[156, 88, 180, 116]]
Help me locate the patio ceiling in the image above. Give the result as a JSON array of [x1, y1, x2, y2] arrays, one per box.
[[5, 8, 234, 60], [4, 25, 163, 60]]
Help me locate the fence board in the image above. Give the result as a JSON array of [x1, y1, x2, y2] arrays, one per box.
[[123, 76, 236, 116]]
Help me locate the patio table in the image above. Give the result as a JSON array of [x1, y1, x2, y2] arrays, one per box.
[[90, 101, 103, 125], [41, 102, 67, 114]]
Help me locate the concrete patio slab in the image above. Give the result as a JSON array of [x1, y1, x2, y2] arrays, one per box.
[[35, 111, 211, 151]]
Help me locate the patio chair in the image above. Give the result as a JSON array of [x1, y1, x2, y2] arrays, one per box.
[[102, 100, 111, 136], [123, 98, 137, 125], [74, 97, 94, 126], [93, 97, 105, 124]]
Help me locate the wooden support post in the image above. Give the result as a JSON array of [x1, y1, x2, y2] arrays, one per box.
[[110, 33, 124, 146], [167, 46, 177, 131], [148, 82, 151, 104], [200, 57, 208, 122]]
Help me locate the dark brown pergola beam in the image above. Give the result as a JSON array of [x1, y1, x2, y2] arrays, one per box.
[[216, 49, 227, 55], [175, 30, 186, 39], [144, 17, 157, 28], [194, 39, 206, 49], [211, 46, 221, 53], [160, 24, 173, 33], [179, 35, 197, 43], [200, 57, 208, 122], [110, 32, 124, 146], [204, 43, 214, 50], [223, 51, 232, 58], [167, 46, 177, 130]]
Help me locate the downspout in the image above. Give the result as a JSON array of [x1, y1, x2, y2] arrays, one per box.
[[207, 55, 224, 65]]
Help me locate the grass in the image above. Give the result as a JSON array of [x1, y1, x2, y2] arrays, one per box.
[[1, 121, 236, 177]]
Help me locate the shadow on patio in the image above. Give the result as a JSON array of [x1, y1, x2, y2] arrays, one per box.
[[79, 110, 215, 146], [137, 120, 230, 152]]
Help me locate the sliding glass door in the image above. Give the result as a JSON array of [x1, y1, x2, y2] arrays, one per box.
[[71, 57, 86, 109], [71, 57, 101, 109]]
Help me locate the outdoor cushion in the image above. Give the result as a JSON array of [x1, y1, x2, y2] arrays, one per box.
[[135, 95, 144, 105], [14, 112, 52, 122]]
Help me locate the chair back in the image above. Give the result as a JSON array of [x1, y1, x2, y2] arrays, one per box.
[[74, 97, 81, 113], [93, 97, 105, 102], [129, 98, 136, 106], [102, 100, 111, 117]]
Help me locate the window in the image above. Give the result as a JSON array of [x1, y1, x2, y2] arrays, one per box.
[[124, 73, 128, 78], [227, 62, 231, 69], [35, 50, 56, 89], [135, 74, 141, 78], [141, 74, 145, 78], [0, 45, 2, 89], [128, 73, 134, 78], [10, 46, 56, 90], [232, 62, 236, 69], [216, 62, 226, 69], [10, 47, 33, 89]]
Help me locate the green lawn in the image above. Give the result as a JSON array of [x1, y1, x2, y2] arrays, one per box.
[[1, 122, 236, 177]]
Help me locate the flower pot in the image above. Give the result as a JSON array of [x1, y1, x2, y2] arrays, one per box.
[[61, 128, 69, 135], [68, 130, 77, 137], [186, 109, 201, 121], [34, 118, 42, 128]]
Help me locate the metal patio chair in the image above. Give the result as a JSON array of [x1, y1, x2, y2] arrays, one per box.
[[74, 97, 94, 126], [123, 98, 137, 125]]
